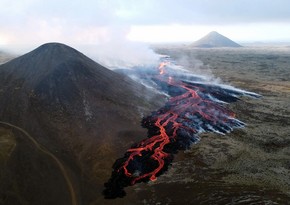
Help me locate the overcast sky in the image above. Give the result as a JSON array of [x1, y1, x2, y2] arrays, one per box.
[[1, 0, 290, 47]]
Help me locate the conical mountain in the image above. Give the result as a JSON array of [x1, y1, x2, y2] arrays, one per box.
[[191, 31, 242, 48], [0, 43, 165, 205], [1, 42, 135, 87], [0, 43, 162, 119]]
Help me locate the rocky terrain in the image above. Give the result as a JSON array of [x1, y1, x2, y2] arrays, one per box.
[[1, 43, 289, 204]]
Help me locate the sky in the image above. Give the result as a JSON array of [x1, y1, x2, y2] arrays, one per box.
[[1, 0, 290, 47], [1, 0, 290, 68]]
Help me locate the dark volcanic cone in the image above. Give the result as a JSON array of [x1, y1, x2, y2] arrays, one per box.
[[0, 43, 165, 205], [0, 42, 163, 127], [191, 31, 242, 48]]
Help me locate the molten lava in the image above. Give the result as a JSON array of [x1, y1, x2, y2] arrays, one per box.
[[103, 61, 260, 199], [158, 61, 168, 75]]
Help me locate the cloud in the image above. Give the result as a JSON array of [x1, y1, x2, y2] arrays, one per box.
[[122, 0, 290, 25], [1, 0, 290, 54], [2, 0, 290, 29]]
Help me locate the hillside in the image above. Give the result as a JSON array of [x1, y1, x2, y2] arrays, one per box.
[[0, 43, 165, 204]]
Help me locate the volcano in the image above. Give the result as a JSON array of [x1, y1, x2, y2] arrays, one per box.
[[191, 31, 242, 48], [0, 43, 165, 205]]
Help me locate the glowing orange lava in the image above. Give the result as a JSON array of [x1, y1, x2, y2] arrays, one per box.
[[158, 62, 169, 75], [117, 62, 234, 184], [103, 60, 257, 199]]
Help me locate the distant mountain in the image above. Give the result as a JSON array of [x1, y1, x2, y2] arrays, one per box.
[[191, 31, 242, 48], [0, 43, 165, 205]]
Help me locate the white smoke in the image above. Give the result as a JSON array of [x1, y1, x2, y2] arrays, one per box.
[[172, 54, 217, 81], [0, 0, 161, 69], [76, 35, 160, 69]]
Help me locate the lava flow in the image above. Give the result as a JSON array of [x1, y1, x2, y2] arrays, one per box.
[[103, 60, 260, 199]]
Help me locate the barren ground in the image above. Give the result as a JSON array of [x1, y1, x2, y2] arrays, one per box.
[[1, 46, 289, 204]]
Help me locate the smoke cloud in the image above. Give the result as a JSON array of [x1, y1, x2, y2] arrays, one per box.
[[0, 0, 161, 68], [74, 27, 160, 68]]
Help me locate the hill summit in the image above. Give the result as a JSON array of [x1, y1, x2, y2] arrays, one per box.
[[191, 31, 242, 48]]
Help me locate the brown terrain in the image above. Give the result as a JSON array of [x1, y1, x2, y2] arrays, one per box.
[[0, 43, 289, 204]]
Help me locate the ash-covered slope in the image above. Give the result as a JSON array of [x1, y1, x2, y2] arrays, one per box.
[[191, 31, 242, 48], [0, 43, 162, 121], [0, 43, 165, 205]]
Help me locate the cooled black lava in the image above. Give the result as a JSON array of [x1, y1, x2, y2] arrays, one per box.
[[104, 61, 260, 199]]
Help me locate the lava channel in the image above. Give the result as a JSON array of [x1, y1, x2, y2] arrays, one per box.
[[103, 61, 260, 199]]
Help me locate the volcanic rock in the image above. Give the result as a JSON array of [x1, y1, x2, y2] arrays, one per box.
[[0, 43, 165, 204], [191, 31, 242, 48]]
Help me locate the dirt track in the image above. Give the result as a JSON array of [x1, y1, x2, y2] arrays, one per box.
[[0, 121, 78, 205]]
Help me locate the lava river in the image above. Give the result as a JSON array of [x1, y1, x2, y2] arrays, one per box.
[[103, 60, 260, 198]]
